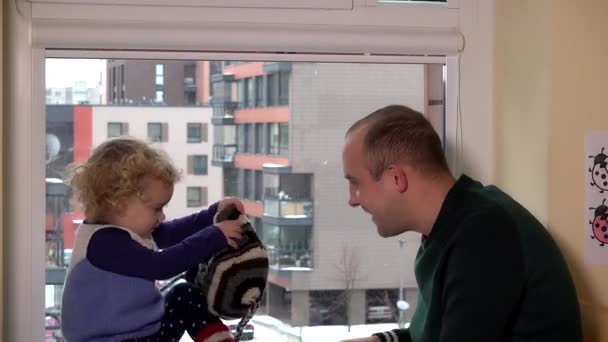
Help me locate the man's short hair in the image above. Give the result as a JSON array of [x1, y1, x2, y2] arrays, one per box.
[[347, 105, 449, 180]]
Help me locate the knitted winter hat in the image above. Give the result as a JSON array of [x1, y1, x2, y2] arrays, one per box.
[[194, 205, 269, 321]]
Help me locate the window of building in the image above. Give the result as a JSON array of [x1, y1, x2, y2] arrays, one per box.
[[237, 124, 247, 152], [279, 123, 289, 156], [155, 64, 165, 103], [255, 123, 264, 154], [107, 122, 128, 138], [155, 90, 164, 104], [223, 168, 239, 197], [120, 64, 125, 102], [278, 71, 290, 106], [255, 170, 264, 201], [238, 79, 248, 108], [245, 124, 255, 154], [147, 122, 168, 142], [247, 77, 256, 108], [255, 76, 264, 107], [188, 155, 208, 175], [268, 123, 280, 155], [243, 169, 252, 200], [187, 122, 208, 143], [309, 290, 347, 326], [365, 289, 400, 324], [267, 73, 278, 106], [187, 186, 207, 207], [155, 63, 165, 86]]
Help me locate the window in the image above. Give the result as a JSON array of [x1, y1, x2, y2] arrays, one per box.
[[237, 124, 247, 152], [107, 122, 128, 137], [41, 58, 448, 337], [279, 123, 289, 155], [238, 79, 248, 108], [268, 123, 280, 155], [187, 186, 207, 207], [155, 90, 164, 104], [147, 122, 168, 142], [255, 123, 264, 154], [278, 71, 290, 105], [255, 170, 264, 201], [155, 63, 164, 86], [223, 168, 238, 197], [155, 64, 164, 103], [245, 124, 255, 154], [188, 155, 208, 175], [247, 77, 256, 108], [267, 73, 278, 106], [255, 76, 264, 107], [243, 169, 252, 200], [187, 123, 208, 143]]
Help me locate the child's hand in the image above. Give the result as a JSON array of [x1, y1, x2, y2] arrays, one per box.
[[216, 220, 243, 249], [218, 197, 246, 215]]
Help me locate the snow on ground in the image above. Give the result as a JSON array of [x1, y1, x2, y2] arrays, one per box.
[[180, 315, 406, 342]]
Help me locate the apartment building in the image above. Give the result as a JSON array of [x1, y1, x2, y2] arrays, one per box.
[[212, 61, 446, 326], [44, 105, 222, 305], [107, 60, 221, 106]]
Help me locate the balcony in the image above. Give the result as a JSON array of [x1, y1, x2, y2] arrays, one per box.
[[263, 199, 313, 226], [212, 144, 237, 167], [211, 101, 239, 125]]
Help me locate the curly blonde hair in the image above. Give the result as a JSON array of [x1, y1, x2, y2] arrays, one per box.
[[65, 137, 181, 222]]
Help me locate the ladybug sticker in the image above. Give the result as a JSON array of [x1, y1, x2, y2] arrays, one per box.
[[589, 199, 608, 247], [589, 147, 608, 193]]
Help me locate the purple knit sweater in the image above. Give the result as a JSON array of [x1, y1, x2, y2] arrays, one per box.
[[61, 203, 226, 342]]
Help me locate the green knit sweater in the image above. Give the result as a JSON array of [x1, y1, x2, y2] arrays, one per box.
[[374, 175, 582, 342]]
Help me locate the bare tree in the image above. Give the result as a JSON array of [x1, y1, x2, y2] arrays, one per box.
[[334, 242, 364, 332], [309, 243, 364, 329]]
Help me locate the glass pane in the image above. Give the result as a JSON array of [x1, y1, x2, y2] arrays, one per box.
[[148, 123, 162, 141], [155, 90, 164, 103], [187, 187, 202, 207], [269, 123, 279, 155], [187, 123, 202, 143], [46, 58, 445, 340], [107, 122, 122, 137], [193, 155, 208, 175]]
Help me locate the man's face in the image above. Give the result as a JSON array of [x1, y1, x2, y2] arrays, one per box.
[[342, 129, 402, 237]]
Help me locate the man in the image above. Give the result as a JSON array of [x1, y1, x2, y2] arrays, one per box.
[[340, 105, 582, 342]]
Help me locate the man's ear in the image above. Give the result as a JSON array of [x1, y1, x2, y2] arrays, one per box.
[[387, 165, 408, 193]]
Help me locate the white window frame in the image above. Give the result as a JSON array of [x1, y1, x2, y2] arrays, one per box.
[[365, 0, 459, 9], [6, 0, 496, 340], [29, 0, 354, 10]]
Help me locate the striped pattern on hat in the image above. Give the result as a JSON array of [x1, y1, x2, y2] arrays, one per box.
[[195, 205, 269, 319]]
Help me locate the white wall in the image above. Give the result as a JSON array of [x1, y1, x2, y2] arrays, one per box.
[[91, 106, 223, 218]]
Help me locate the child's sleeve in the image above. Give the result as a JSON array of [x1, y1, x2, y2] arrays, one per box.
[[88, 226, 227, 280], [152, 201, 220, 248]]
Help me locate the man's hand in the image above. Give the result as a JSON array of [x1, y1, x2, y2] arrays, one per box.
[[218, 197, 246, 216], [340, 337, 381, 342]]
